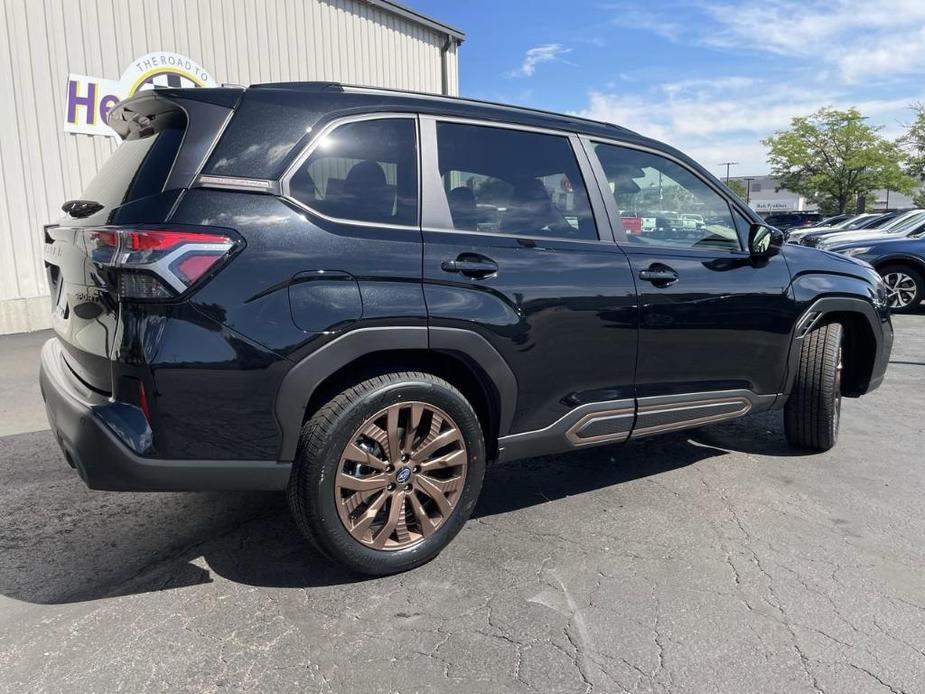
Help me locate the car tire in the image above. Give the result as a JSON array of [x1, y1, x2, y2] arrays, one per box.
[[287, 372, 485, 576], [879, 264, 923, 314], [784, 322, 844, 452]]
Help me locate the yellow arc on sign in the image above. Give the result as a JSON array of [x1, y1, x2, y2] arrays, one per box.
[[127, 67, 207, 96]]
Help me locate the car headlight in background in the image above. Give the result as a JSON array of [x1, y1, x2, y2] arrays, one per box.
[[840, 247, 871, 257]]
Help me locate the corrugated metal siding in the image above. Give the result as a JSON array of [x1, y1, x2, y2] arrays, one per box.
[[0, 0, 458, 333]]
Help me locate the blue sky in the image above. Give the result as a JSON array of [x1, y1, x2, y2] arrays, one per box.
[[410, 0, 925, 177]]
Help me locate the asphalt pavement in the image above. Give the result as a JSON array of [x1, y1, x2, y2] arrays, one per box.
[[0, 316, 923, 693]]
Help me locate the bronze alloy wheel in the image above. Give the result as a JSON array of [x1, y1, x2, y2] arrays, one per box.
[[334, 401, 468, 550]]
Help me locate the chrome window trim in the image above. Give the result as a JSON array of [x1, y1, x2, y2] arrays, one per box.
[[582, 135, 751, 253], [426, 113, 579, 137], [279, 112, 422, 232], [419, 114, 611, 245]]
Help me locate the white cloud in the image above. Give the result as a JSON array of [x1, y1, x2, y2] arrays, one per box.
[[507, 43, 571, 78], [614, 0, 925, 83], [606, 4, 685, 42], [581, 1, 925, 175], [576, 79, 919, 175]]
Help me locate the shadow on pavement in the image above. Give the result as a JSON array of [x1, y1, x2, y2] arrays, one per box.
[[0, 411, 806, 605]]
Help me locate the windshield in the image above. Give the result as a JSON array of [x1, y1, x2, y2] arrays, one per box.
[[842, 214, 884, 230], [832, 215, 866, 228], [881, 210, 925, 233]]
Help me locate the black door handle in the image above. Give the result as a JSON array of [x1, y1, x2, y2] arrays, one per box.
[[639, 265, 679, 285], [441, 256, 498, 278]]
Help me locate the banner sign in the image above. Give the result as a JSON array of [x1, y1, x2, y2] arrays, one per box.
[[63, 52, 217, 137], [751, 199, 799, 212]]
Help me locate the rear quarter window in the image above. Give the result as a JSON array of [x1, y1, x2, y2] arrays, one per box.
[[79, 114, 186, 209]]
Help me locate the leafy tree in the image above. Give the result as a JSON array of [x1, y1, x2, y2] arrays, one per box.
[[725, 179, 747, 200], [897, 104, 925, 207], [763, 107, 915, 214]]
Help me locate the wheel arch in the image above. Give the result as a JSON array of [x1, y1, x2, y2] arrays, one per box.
[[275, 327, 516, 462], [783, 297, 884, 399], [872, 254, 925, 276]]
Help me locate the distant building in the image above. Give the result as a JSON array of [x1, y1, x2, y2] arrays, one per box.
[[729, 175, 919, 213]]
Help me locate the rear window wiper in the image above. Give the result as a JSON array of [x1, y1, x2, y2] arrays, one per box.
[[62, 199, 103, 218]]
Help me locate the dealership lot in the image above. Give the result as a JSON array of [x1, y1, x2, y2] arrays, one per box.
[[0, 315, 922, 694]]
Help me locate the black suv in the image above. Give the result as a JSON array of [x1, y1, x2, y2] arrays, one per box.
[[762, 212, 821, 230], [40, 83, 893, 575]]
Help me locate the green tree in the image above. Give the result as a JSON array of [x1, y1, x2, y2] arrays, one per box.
[[763, 107, 915, 214], [897, 104, 925, 206], [725, 179, 747, 200]]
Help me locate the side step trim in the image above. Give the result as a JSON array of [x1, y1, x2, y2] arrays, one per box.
[[631, 392, 755, 439], [497, 398, 635, 462], [497, 389, 779, 463]]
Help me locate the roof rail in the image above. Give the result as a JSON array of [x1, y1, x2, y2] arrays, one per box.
[[329, 83, 624, 133]]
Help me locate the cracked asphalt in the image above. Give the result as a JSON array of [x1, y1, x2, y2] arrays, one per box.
[[1, 314, 923, 694]]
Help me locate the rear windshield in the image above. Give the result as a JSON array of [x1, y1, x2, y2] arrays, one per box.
[[80, 114, 186, 209]]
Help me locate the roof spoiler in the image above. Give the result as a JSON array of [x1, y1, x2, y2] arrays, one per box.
[[108, 87, 244, 139]]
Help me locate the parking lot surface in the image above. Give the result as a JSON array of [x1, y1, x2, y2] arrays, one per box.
[[1, 315, 923, 694]]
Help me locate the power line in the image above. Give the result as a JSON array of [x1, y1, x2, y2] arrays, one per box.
[[743, 177, 755, 204], [719, 161, 739, 184]]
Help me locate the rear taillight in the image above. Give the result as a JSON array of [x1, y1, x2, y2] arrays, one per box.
[[83, 228, 237, 300]]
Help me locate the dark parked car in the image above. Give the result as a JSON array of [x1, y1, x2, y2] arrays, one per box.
[[40, 83, 893, 575], [762, 211, 821, 230], [815, 213, 853, 227], [829, 232, 925, 312], [815, 210, 925, 250], [791, 211, 906, 247]]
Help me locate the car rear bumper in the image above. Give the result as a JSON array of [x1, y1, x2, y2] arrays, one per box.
[[39, 338, 291, 492]]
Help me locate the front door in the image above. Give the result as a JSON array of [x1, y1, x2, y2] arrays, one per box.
[[587, 140, 794, 436], [420, 118, 638, 446]]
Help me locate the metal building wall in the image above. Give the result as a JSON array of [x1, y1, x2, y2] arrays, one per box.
[[0, 0, 460, 334]]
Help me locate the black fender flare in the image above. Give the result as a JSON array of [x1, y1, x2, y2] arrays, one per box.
[[275, 326, 517, 461], [781, 296, 888, 398]]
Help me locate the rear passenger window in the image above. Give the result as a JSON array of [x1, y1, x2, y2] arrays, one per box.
[[288, 118, 418, 227], [593, 143, 742, 251], [436, 123, 598, 240]]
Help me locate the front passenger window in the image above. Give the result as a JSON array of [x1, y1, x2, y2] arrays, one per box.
[[593, 143, 741, 251]]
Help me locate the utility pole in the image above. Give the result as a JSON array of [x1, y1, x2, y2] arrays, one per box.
[[743, 177, 755, 204], [719, 161, 739, 184]]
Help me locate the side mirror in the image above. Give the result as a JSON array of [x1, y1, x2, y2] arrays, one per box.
[[748, 223, 784, 258]]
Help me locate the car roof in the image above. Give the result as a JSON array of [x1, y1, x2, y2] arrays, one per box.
[[247, 81, 645, 142]]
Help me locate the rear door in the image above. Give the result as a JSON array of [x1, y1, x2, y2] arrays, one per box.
[[419, 117, 638, 438], [586, 139, 794, 433]]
